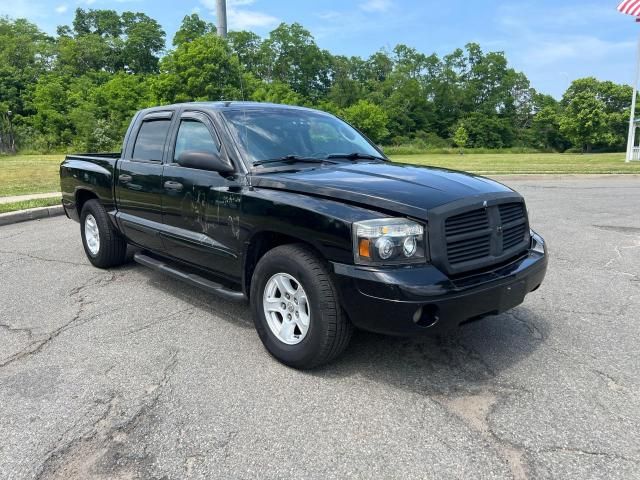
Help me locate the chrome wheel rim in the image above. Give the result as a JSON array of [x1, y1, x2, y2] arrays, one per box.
[[84, 214, 100, 256], [263, 273, 310, 345]]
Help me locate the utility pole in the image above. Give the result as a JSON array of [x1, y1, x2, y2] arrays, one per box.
[[216, 0, 227, 38]]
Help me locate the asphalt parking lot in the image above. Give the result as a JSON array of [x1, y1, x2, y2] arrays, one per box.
[[1, 176, 639, 479]]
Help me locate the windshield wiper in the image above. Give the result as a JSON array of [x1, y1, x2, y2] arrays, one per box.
[[253, 155, 337, 167], [326, 152, 386, 162]]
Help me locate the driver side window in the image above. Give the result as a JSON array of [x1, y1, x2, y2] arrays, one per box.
[[174, 119, 220, 163]]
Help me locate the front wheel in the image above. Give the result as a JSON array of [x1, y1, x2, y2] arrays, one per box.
[[80, 199, 128, 268], [250, 244, 353, 369]]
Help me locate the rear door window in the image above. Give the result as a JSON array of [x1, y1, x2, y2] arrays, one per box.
[[132, 119, 171, 162]]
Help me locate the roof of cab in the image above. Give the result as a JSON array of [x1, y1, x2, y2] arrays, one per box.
[[139, 101, 326, 115]]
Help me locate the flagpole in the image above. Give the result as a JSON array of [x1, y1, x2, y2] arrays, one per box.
[[626, 28, 640, 162]]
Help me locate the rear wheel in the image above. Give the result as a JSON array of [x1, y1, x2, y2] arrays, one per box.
[[250, 244, 353, 369], [80, 199, 127, 268]]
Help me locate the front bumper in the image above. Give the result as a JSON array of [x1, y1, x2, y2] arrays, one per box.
[[332, 232, 548, 336]]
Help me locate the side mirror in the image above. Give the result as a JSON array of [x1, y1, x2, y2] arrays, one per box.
[[177, 150, 234, 174]]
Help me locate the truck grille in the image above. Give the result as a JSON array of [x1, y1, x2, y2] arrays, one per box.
[[499, 203, 527, 250], [445, 208, 489, 236], [445, 209, 491, 264], [447, 234, 491, 264], [434, 199, 530, 275]]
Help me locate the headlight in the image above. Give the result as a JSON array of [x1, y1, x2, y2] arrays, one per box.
[[353, 218, 426, 265]]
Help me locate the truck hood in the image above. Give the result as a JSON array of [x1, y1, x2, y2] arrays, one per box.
[[250, 161, 515, 218]]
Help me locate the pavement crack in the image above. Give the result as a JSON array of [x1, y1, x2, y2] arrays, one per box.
[[591, 368, 629, 394], [604, 244, 623, 267], [506, 311, 545, 341], [593, 225, 640, 235], [0, 249, 91, 267], [0, 272, 114, 369], [434, 388, 531, 480], [0, 322, 34, 338], [123, 307, 194, 337], [36, 351, 179, 480], [537, 446, 639, 463]]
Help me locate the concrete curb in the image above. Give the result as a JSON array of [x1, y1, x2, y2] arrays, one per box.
[[0, 192, 61, 205], [0, 205, 65, 227]]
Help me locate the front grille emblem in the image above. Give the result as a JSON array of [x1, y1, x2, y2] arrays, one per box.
[[483, 200, 488, 209], [496, 225, 503, 235]]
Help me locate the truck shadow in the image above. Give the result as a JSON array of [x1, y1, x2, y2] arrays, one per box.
[[134, 260, 548, 397], [316, 307, 550, 397], [137, 267, 255, 332]]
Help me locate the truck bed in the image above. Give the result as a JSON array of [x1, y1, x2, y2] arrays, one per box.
[[59, 152, 122, 220]]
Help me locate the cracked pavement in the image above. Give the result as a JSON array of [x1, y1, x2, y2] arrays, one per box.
[[1, 176, 639, 479]]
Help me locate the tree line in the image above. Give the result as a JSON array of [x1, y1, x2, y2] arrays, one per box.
[[0, 10, 635, 154]]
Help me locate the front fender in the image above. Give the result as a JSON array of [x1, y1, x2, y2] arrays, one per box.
[[241, 188, 390, 264]]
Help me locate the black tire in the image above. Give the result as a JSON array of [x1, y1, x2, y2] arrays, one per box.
[[250, 244, 353, 369], [80, 199, 128, 268]]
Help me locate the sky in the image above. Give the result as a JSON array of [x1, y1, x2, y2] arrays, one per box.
[[1, 0, 638, 98]]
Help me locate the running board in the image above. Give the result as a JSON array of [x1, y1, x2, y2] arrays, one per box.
[[133, 252, 247, 302]]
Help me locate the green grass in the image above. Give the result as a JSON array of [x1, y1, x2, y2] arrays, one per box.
[[392, 152, 640, 174], [383, 146, 543, 156], [0, 154, 65, 197], [0, 197, 61, 214], [0, 153, 638, 201]]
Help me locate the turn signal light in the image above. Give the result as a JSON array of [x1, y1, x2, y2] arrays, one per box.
[[358, 238, 371, 258]]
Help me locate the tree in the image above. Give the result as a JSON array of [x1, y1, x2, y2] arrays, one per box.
[[559, 91, 611, 152], [72, 9, 122, 37], [227, 30, 262, 72], [250, 80, 302, 105], [0, 18, 52, 110], [393, 44, 427, 78], [327, 56, 365, 108], [155, 33, 242, 103], [121, 12, 165, 74], [529, 94, 567, 151], [173, 14, 215, 47], [559, 78, 631, 152], [57, 9, 124, 74], [27, 74, 72, 149], [453, 124, 469, 148], [1, 10, 635, 153], [55, 9, 164, 75], [341, 100, 389, 143], [0, 17, 53, 152], [92, 72, 154, 145], [458, 112, 514, 148], [260, 23, 332, 100], [55, 33, 113, 74]]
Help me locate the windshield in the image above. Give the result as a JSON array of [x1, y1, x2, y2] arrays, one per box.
[[221, 108, 383, 166]]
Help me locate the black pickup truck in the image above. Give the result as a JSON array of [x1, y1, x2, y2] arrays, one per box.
[[60, 102, 547, 368]]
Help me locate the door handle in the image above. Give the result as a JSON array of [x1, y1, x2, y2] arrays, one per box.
[[118, 174, 132, 183], [164, 181, 183, 192]]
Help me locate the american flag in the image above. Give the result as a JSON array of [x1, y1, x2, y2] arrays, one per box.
[[618, 0, 640, 16]]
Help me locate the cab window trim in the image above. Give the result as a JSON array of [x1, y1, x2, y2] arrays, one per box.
[[130, 111, 174, 163]]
